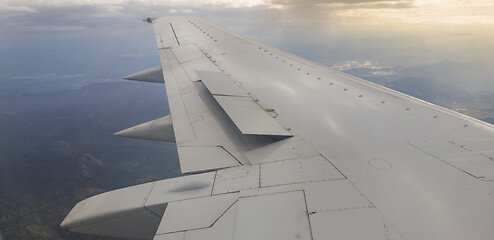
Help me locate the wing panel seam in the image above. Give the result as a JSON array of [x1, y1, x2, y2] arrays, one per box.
[[169, 23, 180, 45]]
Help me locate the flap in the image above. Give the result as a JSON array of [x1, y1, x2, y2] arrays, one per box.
[[195, 70, 291, 136], [155, 193, 238, 234], [195, 70, 248, 97], [214, 96, 292, 136]]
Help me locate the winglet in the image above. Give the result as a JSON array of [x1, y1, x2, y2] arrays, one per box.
[[123, 66, 164, 83], [143, 17, 157, 23]]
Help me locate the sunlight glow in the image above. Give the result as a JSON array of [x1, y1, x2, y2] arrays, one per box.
[[331, 0, 494, 25]]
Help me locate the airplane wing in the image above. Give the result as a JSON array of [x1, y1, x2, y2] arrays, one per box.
[[61, 16, 494, 240]]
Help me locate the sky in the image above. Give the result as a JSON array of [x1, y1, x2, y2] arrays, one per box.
[[1, 0, 494, 118]]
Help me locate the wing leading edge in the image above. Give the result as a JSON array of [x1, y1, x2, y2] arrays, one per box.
[[61, 16, 494, 240]]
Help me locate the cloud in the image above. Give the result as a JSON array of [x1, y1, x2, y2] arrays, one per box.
[[13, 73, 86, 80], [371, 70, 396, 76], [332, 60, 390, 71], [262, 0, 494, 26], [332, 61, 397, 77], [0, 0, 266, 13], [120, 53, 144, 58], [330, 0, 494, 25], [0, 4, 36, 13], [269, 0, 412, 4], [265, 0, 416, 11], [20, 25, 86, 31], [2, 0, 494, 33], [168, 8, 195, 13]]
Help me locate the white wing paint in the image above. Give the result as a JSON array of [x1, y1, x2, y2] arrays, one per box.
[[61, 16, 494, 240]]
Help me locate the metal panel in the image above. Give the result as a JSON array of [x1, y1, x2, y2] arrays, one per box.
[[452, 139, 494, 159], [260, 155, 345, 187], [154, 232, 184, 240], [177, 146, 240, 173], [245, 136, 319, 164], [155, 193, 238, 234], [310, 208, 385, 240], [212, 165, 260, 195], [410, 140, 494, 180], [238, 179, 372, 214], [184, 202, 237, 240], [234, 191, 311, 240], [153, 19, 180, 49], [214, 95, 292, 136], [385, 224, 407, 240], [145, 172, 215, 213], [180, 56, 223, 82], [159, 48, 196, 144], [196, 70, 248, 97], [482, 150, 494, 159], [239, 182, 303, 198], [172, 43, 206, 63], [304, 180, 373, 213]]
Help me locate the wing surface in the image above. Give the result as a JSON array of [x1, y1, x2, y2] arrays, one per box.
[[61, 16, 494, 240]]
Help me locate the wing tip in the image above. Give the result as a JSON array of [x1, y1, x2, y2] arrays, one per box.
[[142, 17, 157, 23]]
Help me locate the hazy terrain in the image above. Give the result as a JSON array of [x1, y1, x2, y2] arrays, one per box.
[[0, 77, 180, 239]]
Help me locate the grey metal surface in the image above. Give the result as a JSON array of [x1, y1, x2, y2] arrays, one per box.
[[212, 165, 259, 195], [155, 193, 238, 234], [195, 70, 248, 97], [310, 208, 385, 240], [177, 146, 240, 173], [305, 180, 372, 213], [214, 95, 291, 136], [124, 65, 164, 83], [153, 21, 179, 49], [169, 16, 494, 239], [115, 115, 175, 142], [260, 155, 344, 187], [234, 191, 312, 240], [410, 139, 494, 180], [61, 182, 155, 229], [144, 172, 215, 209], [245, 136, 319, 164], [60, 181, 162, 239], [184, 201, 237, 240], [153, 232, 184, 240]]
